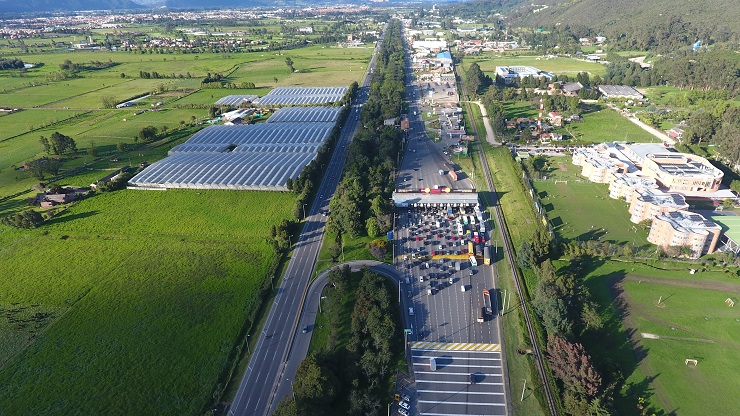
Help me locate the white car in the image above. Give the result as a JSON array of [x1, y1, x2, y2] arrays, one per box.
[[399, 401, 410, 410], [408, 307, 415, 316], [398, 409, 409, 416]]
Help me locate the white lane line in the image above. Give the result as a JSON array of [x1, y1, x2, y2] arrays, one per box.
[[420, 413, 506, 416], [417, 390, 505, 395], [412, 363, 502, 369], [418, 400, 506, 406], [415, 371, 503, 377], [416, 380, 504, 386]]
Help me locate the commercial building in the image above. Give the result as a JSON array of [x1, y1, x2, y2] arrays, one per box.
[[628, 189, 689, 224], [572, 148, 629, 183], [597, 85, 644, 100], [608, 173, 658, 200], [641, 153, 723, 193], [495, 66, 553, 84], [648, 211, 721, 257]]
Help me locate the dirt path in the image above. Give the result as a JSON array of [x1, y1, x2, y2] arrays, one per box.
[[622, 274, 740, 294]]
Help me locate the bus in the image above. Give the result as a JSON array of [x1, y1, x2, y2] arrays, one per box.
[[469, 256, 478, 267]]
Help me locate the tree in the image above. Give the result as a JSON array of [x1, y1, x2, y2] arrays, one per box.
[[49, 132, 77, 155], [87, 141, 97, 157], [580, 301, 603, 331], [517, 240, 534, 269], [26, 159, 46, 180], [285, 177, 294, 192], [285, 57, 295, 73], [367, 239, 387, 260], [293, 353, 338, 406], [101, 96, 116, 108], [44, 158, 62, 176], [2, 209, 43, 229], [116, 142, 127, 152], [272, 396, 297, 416], [547, 335, 602, 398], [366, 217, 381, 238], [138, 125, 158, 142], [685, 111, 716, 144], [39, 136, 50, 153]]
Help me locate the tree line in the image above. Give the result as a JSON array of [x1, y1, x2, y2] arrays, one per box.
[[274, 267, 401, 416], [326, 21, 403, 250], [0, 57, 25, 70]]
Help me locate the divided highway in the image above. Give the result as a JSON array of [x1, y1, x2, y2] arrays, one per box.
[[227, 32, 383, 416]]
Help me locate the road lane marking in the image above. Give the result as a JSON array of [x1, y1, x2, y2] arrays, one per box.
[[413, 363, 502, 369], [418, 400, 506, 406], [414, 371, 503, 376], [411, 341, 501, 352], [417, 390, 505, 395]]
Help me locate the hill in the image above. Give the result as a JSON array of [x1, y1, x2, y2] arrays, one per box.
[[508, 0, 739, 51], [0, 0, 144, 13]]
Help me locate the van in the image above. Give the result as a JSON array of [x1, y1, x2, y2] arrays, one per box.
[[429, 357, 437, 371]]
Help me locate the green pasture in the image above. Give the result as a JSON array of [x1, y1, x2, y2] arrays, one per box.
[[580, 257, 740, 416], [0, 109, 90, 140], [0, 189, 294, 415], [463, 54, 606, 77], [531, 159, 648, 245], [564, 105, 659, 143], [228, 45, 372, 87]]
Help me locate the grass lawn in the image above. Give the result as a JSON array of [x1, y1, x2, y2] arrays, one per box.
[[463, 54, 606, 77], [0, 188, 294, 415], [564, 105, 660, 144], [531, 159, 649, 245], [579, 259, 740, 415]]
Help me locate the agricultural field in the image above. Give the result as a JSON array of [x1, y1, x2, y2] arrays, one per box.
[[463, 54, 607, 77], [0, 188, 295, 415], [579, 259, 740, 416], [530, 157, 649, 245]]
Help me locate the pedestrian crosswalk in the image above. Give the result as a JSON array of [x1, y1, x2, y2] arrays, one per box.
[[411, 341, 501, 352]]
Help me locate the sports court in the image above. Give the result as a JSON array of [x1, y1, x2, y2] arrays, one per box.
[[708, 213, 740, 254]]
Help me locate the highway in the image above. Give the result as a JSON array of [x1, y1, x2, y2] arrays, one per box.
[[227, 30, 383, 416], [392, 27, 508, 416]]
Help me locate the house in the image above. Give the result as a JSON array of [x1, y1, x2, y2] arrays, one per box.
[[561, 82, 583, 96], [384, 118, 398, 127], [586, 54, 601, 62], [547, 111, 563, 127], [667, 127, 685, 141]]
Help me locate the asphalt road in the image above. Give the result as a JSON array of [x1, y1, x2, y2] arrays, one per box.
[[391, 28, 508, 416], [227, 33, 383, 416]]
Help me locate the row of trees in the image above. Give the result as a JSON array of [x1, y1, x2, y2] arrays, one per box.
[[275, 267, 401, 416], [327, 22, 404, 240]]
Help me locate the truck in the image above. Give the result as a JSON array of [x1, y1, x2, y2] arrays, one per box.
[[467, 241, 475, 256], [477, 308, 485, 323], [449, 170, 458, 181], [439, 169, 444, 175], [483, 289, 493, 315], [469, 255, 478, 267], [484, 246, 491, 265]]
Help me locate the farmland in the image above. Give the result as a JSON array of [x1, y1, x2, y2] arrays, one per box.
[[0, 189, 295, 415], [578, 259, 740, 415]]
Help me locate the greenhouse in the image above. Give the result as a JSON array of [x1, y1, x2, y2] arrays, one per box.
[[254, 86, 348, 105], [267, 106, 342, 123]]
